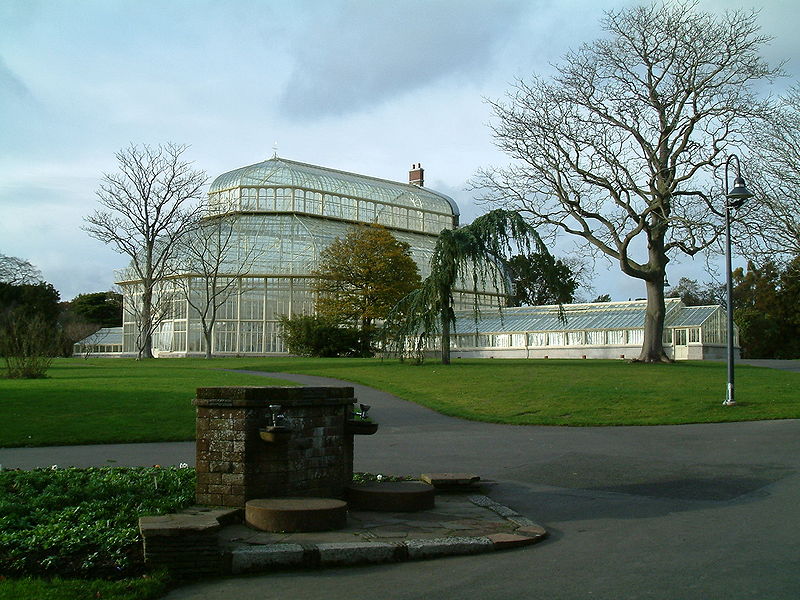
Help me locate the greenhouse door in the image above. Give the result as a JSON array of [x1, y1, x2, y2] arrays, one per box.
[[674, 328, 689, 360]]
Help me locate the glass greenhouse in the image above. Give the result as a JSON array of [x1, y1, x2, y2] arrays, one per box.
[[115, 157, 504, 356], [72, 327, 123, 356], [448, 298, 738, 361]]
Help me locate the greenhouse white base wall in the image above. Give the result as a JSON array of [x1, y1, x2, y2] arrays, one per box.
[[449, 343, 737, 361]]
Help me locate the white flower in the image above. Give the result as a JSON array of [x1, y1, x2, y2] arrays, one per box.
[[376, 474, 383, 481], [179, 462, 189, 468]]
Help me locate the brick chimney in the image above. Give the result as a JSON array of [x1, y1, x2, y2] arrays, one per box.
[[409, 163, 424, 186]]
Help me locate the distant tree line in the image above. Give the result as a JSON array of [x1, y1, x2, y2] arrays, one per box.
[[666, 259, 800, 359], [0, 253, 122, 378]]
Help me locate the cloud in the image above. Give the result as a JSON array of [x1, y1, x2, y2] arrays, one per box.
[[0, 55, 40, 114], [277, 0, 529, 119]]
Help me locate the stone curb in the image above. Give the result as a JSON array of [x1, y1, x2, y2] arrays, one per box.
[[226, 498, 547, 574]]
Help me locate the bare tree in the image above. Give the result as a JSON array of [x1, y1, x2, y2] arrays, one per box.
[[738, 88, 800, 260], [83, 143, 206, 358], [0, 253, 43, 285], [174, 215, 263, 359], [475, 2, 781, 362]]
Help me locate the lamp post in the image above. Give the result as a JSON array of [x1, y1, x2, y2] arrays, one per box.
[[723, 154, 754, 406]]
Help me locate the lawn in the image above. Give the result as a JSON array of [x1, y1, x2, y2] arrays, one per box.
[[1, 357, 798, 448], [231, 356, 800, 426], [0, 359, 296, 447]]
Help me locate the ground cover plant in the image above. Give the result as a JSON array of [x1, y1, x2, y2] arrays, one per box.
[[0, 466, 194, 578], [0, 359, 296, 447], [0, 469, 400, 600], [0, 466, 194, 599]]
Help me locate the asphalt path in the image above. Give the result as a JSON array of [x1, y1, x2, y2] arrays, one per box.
[[2, 368, 799, 599]]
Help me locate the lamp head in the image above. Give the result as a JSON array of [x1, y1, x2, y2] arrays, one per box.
[[727, 176, 754, 208]]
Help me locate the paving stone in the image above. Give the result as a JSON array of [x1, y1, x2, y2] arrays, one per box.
[[468, 495, 493, 507], [404, 536, 494, 559], [508, 515, 537, 527], [317, 541, 401, 565], [490, 504, 520, 518], [515, 524, 548, 539], [487, 533, 539, 549], [420, 473, 481, 489], [230, 544, 306, 573], [347, 481, 435, 512], [368, 531, 408, 539], [148, 492, 545, 575]]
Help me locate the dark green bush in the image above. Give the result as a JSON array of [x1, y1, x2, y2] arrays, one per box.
[[279, 315, 362, 357], [0, 467, 195, 578]]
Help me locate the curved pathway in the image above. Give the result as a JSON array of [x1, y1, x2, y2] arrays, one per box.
[[168, 370, 800, 600], [2, 370, 799, 599]]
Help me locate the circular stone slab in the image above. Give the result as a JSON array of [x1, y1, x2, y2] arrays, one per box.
[[347, 481, 435, 512], [245, 498, 347, 532]]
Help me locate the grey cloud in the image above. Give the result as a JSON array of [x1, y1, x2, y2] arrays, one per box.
[[0, 55, 38, 109], [277, 0, 530, 119]]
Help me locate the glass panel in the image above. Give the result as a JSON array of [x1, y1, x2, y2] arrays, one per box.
[[492, 334, 511, 348], [528, 332, 547, 347], [586, 330, 604, 345], [567, 331, 584, 345], [607, 330, 625, 344], [239, 322, 264, 353]]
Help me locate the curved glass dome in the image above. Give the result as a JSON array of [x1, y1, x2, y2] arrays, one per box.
[[207, 157, 460, 233]]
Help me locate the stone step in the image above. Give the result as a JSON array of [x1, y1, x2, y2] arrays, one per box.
[[420, 472, 481, 490], [347, 481, 435, 512], [245, 498, 347, 532]]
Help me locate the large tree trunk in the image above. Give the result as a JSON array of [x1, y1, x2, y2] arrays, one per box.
[[203, 328, 213, 359], [140, 285, 154, 359], [440, 287, 452, 365], [440, 311, 451, 365], [637, 277, 671, 363], [360, 317, 372, 357]]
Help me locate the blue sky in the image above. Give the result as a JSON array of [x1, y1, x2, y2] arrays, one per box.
[[1, 0, 798, 302]]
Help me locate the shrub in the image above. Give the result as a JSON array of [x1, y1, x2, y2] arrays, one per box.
[[279, 315, 361, 357], [0, 313, 56, 378]]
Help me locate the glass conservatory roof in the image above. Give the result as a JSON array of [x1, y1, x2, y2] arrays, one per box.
[[208, 156, 460, 217], [453, 298, 720, 333], [75, 327, 123, 345], [664, 305, 719, 327]]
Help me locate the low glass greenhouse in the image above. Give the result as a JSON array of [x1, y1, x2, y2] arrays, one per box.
[[114, 157, 504, 356], [72, 327, 123, 356], [448, 298, 737, 361]]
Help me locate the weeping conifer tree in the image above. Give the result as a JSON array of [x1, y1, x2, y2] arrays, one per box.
[[385, 209, 566, 364]]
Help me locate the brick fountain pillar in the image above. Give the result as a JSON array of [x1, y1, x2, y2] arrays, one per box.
[[193, 386, 356, 508]]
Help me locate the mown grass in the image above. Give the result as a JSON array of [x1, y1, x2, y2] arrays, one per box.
[[0, 359, 296, 447], [230, 356, 800, 426], [1, 357, 798, 449]]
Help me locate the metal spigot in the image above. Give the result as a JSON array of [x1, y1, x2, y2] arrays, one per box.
[[268, 404, 283, 427]]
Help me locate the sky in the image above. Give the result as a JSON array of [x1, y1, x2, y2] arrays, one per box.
[[1, 0, 798, 303]]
